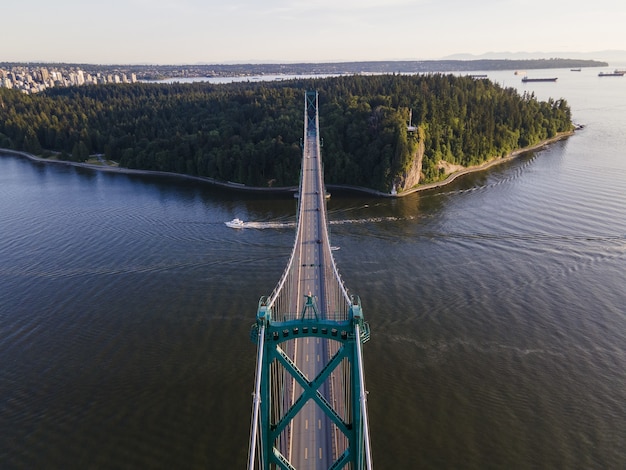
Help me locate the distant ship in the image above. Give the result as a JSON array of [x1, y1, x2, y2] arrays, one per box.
[[521, 77, 558, 82], [570, 68, 582, 72], [598, 71, 625, 77]]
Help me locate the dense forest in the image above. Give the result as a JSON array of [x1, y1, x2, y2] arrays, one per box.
[[0, 74, 572, 192]]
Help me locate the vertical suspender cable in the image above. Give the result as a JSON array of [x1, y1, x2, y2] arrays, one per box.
[[354, 324, 373, 470], [248, 325, 265, 470]]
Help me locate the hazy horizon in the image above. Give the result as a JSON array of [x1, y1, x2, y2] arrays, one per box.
[[3, 50, 626, 67], [3, 0, 626, 65]]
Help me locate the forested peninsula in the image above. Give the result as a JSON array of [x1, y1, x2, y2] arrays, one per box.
[[0, 74, 572, 193]]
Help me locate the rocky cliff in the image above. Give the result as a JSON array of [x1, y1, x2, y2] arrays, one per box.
[[394, 126, 425, 193]]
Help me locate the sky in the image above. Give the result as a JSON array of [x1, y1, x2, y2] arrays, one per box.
[[2, 0, 625, 64]]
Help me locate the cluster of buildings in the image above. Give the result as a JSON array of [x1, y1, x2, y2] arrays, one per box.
[[0, 65, 138, 94]]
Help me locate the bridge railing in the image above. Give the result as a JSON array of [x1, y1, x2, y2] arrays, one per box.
[[263, 90, 316, 315], [264, 165, 305, 315]]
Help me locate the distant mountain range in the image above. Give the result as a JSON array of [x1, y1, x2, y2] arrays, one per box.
[[443, 50, 626, 63]]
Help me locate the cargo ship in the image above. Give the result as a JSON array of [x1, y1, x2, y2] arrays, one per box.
[[521, 77, 558, 82], [598, 71, 625, 77]]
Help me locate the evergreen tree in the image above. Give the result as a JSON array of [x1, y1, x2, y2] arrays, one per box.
[[0, 76, 573, 191]]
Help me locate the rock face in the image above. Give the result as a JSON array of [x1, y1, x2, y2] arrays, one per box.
[[394, 134, 424, 193]]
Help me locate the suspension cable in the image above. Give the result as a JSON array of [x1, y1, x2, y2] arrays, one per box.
[[248, 325, 265, 470]]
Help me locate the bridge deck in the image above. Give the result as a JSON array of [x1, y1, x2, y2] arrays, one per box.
[[288, 121, 336, 468], [248, 91, 371, 470]]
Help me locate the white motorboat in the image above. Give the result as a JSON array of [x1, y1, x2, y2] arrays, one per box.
[[225, 218, 245, 228]]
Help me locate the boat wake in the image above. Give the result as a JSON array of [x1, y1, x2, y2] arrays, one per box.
[[329, 216, 414, 225], [226, 215, 413, 229], [225, 218, 295, 229]]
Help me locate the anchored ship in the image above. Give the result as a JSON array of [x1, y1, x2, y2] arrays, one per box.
[[598, 70, 625, 77], [521, 76, 558, 82]]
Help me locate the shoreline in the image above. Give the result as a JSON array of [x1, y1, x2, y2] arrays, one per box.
[[387, 129, 575, 197], [0, 131, 574, 198], [0, 149, 299, 195]]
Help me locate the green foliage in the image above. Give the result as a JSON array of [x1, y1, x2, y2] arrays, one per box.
[[0, 75, 572, 190]]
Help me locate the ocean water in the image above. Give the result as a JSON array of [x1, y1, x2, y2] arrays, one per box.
[[1, 68, 625, 468]]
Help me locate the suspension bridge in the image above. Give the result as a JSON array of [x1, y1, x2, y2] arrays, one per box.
[[247, 91, 373, 470]]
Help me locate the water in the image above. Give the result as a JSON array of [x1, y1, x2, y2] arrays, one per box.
[[144, 73, 344, 85], [2, 68, 626, 468]]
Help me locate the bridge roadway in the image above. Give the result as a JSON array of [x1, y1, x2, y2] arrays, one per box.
[[285, 120, 343, 469]]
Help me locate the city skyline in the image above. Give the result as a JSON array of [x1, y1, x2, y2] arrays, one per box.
[[3, 0, 626, 64]]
